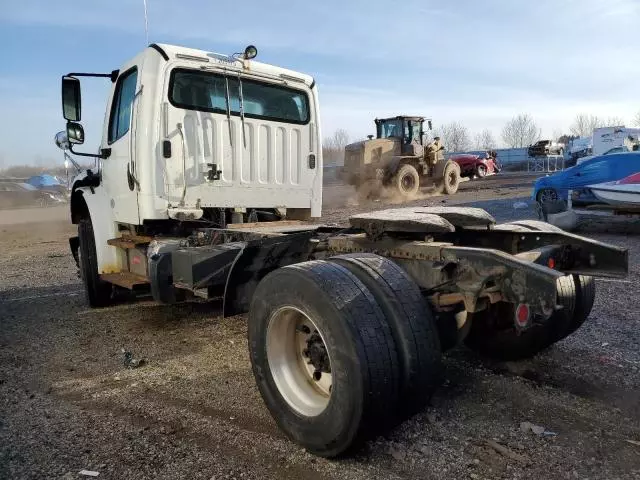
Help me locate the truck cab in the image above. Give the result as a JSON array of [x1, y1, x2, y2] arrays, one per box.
[[56, 44, 322, 278]]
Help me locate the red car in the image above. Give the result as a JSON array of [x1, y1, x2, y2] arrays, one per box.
[[450, 151, 500, 178]]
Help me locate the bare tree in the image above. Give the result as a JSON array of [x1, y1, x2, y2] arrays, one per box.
[[436, 122, 471, 152], [570, 113, 629, 137], [633, 111, 640, 127], [569, 114, 601, 137], [322, 128, 351, 166], [473, 129, 497, 150], [324, 128, 350, 150], [501, 114, 540, 148], [604, 116, 625, 127]]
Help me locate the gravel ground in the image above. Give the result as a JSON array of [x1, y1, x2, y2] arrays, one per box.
[[1, 178, 640, 480]]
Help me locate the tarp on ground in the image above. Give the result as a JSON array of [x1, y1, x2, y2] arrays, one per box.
[[26, 174, 63, 188]]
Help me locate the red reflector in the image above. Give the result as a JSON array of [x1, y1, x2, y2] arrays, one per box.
[[548, 258, 555, 269], [516, 304, 529, 327]]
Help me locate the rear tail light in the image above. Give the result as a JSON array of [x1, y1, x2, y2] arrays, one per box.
[[515, 304, 530, 328]]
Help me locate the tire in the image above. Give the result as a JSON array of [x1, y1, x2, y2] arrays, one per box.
[[329, 254, 442, 416], [559, 275, 595, 339], [248, 260, 400, 457], [499, 221, 595, 339], [465, 275, 576, 361], [78, 217, 112, 307], [443, 161, 461, 195], [537, 188, 559, 205], [475, 164, 487, 178], [394, 164, 420, 197]]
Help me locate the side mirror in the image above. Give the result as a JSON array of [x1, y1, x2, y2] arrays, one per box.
[[243, 45, 258, 60], [62, 76, 81, 121], [54, 131, 70, 150], [427, 120, 433, 130], [66, 122, 85, 145]]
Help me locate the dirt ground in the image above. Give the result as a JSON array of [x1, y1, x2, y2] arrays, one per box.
[[1, 176, 639, 480]]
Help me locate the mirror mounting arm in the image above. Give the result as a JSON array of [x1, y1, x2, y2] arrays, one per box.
[[68, 145, 111, 159], [66, 70, 120, 83]]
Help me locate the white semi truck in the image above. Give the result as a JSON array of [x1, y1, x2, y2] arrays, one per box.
[[55, 43, 628, 457]]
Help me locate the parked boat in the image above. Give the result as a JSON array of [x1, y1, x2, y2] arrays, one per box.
[[589, 172, 640, 207]]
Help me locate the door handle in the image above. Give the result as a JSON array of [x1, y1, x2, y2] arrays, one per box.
[[308, 153, 316, 169]]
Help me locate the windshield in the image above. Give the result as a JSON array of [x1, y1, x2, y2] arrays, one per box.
[[169, 69, 310, 124], [378, 119, 403, 139]]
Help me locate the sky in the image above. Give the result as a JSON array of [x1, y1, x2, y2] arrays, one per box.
[[0, 0, 639, 167]]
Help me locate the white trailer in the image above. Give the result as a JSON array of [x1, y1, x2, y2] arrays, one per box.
[[592, 126, 640, 156]]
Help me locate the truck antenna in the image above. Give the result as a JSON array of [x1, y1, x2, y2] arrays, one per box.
[[143, 0, 149, 44]]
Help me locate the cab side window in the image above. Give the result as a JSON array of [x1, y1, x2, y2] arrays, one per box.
[[108, 68, 138, 144]]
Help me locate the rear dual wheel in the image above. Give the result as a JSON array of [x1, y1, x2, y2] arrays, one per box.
[[464, 275, 577, 361], [248, 255, 441, 457], [465, 222, 596, 360]]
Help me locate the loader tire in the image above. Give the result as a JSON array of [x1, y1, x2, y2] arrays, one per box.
[[248, 260, 400, 457], [329, 254, 442, 416], [442, 162, 461, 195], [78, 217, 112, 308], [394, 164, 420, 197], [465, 275, 576, 361]]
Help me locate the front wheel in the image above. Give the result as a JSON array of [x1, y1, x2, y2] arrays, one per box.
[[537, 188, 559, 206], [475, 164, 487, 178], [78, 217, 112, 307], [394, 164, 420, 198]]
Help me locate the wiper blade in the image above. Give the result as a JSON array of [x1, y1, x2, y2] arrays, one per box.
[[238, 73, 246, 148], [224, 76, 233, 148]]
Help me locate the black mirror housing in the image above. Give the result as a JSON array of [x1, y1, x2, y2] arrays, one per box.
[[66, 121, 85, 145], [427, 120, 433, 130], [62, 76, 81, 121]]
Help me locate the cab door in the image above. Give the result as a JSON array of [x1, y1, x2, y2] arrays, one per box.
[[101, 65, 140, 224]]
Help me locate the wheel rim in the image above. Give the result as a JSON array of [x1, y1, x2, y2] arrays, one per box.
[[401, 173, 416, 192], [539, 189, 558, 204], [478, 165, 486, 176], [266, 306, 332, 417]]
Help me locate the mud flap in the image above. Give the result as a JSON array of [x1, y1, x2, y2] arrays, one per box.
[[223, 231, 315, 317]]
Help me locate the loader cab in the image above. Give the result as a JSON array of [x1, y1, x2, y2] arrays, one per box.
[[375, 116, 431, 145]]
